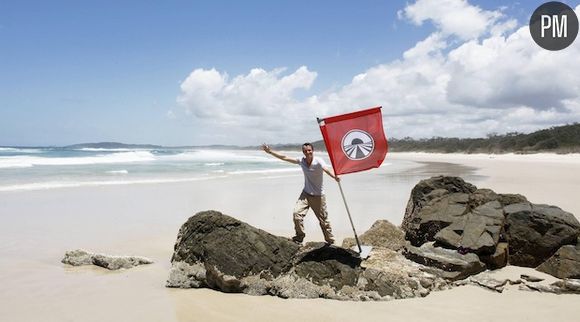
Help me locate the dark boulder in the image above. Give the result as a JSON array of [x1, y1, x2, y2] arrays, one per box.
[[434, 198, 504, 254], [169, 210, 300, 292], [400, 176, 580, 271], [404, 191, 470, 246], [536, 243, 580, 279], [402, 176, 514, 256], [294, 243, 362, 289], [402, 176, 477, 240], [167, 211, 366, 296], [504, 203, 580, 267]]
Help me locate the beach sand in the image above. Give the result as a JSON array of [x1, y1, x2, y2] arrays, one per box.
[[0, 152, 579, 322]]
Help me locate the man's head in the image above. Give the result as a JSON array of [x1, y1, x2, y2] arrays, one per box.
[[302, 143, 314, 161]]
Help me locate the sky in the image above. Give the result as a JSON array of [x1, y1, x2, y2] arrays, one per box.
[[1, 0, 579, 146]]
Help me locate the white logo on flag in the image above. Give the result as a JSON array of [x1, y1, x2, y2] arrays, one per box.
[[341, 130, 374, 160]]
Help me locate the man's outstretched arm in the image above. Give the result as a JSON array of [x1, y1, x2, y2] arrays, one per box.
[[262, 144, 299, 164], [323, 167, 340, 182]]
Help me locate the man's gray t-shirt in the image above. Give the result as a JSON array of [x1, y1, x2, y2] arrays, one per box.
[[296, 156, 327, 196]]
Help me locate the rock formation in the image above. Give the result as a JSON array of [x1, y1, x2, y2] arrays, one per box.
[[166, 176, 580, 300], [342, 219, 405, 251], [504, 203, 580, 267], [168, 210, 300, 292], [167, 211, 449, 300], [536, 243, 580, 279], [400, 176, 580, 276], [403, 242, 486, 280], [455, 271, 580, 294], [62, 249, 153, 270]]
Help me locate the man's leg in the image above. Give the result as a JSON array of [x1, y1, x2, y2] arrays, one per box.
[[292, 192, 309, 243], [309, 195, 335, 244]]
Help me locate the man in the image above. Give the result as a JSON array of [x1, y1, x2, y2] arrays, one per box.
[[262, 143, 339, 245]]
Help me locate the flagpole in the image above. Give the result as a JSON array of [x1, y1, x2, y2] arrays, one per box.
[[337, 179, 362, 254]]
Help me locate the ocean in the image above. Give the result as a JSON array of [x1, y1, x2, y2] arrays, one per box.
[[0, 145, 439, 195], [0, 147, 307, 192]]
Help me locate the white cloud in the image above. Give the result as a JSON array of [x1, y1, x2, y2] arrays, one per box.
[[446, 27, 580, 110], [178, 66, 317, 119], [176, 0, 580, 144], [403, 32, 447, 60], [398, 0, 515, 40], [177, 66, 322, 144]]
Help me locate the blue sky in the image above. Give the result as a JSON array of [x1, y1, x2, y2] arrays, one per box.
[[1, 0, 578, 146]]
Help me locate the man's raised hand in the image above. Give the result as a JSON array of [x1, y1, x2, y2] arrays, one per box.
[[261, 144, 271, 154]]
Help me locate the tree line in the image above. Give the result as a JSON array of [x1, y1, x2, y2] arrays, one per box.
[[300, 123, 580, 154]]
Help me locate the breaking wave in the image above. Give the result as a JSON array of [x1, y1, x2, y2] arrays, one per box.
[[0, 151, 156, 169]]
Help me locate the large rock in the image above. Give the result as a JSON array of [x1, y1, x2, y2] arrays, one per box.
[[294, 243, 362, 289], [342, 220, 405, 251], [401, 176, 525, 255], [400, 176, 580, 270], [401, 176, 477, 239], [167, 210, 451, 300], [434, 197, 504, 254], [504, 203, 580, 267], [168, 210, 300, 292], [402, 176, 519, 256], [403, 242, 486, 281], [168, 203, 579, 300], [536, 243, 580, 279], [62, 249, 153, 270]]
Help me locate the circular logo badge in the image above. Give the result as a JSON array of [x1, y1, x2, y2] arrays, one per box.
[[341, 130, 374, 160], [529, 1, 579, 51]]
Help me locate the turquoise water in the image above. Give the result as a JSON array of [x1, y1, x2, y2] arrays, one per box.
[[0, 147, 301, 191], [0, 147, 421, 192]]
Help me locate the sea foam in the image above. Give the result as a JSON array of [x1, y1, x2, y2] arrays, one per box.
[[162, 150, 276, 163], [0, 151, 156, 168], [0, 147, 44, 154], [106, 170, 129, 174]]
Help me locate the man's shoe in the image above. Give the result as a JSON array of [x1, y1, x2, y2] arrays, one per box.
[[291, 236, 304, 246]]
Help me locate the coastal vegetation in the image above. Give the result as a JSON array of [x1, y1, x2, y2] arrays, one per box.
[[307, 123, 580, 154]]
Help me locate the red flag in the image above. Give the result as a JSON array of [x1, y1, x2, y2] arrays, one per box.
[[318, 106, 388, 175]]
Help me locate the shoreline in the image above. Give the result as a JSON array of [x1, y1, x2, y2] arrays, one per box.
[[0, 152, 579, 321], [389, 152, 580, 217]]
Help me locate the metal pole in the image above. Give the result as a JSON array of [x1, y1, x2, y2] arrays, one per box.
[[337, 180, 362, 254]]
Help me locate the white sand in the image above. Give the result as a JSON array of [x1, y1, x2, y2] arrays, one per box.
[[390, 152, 580, 217], [0, 152, 579, 322]]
